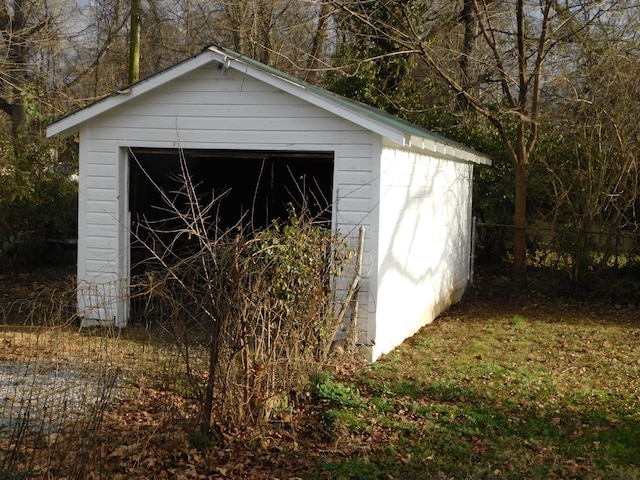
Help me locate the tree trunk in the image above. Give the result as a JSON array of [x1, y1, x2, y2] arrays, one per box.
[[10, 94, 26, 138], [1, 0, 28, 137], [459, 0, 474, 93], [512, 161, 528, 288], [224, 1, 245, 54], [304, 1, 331, 82], [128, 0, 141, 85]]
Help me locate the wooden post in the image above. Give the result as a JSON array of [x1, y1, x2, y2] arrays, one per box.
[[345, 226, 365, 353], [324, 226, 365, 359], [470, 216, 477, 285]]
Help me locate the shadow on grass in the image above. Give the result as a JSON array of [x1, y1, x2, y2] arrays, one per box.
[[310, 377, 640, 479]]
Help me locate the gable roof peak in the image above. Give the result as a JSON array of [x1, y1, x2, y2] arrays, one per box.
[[46, 46, 490, 166]]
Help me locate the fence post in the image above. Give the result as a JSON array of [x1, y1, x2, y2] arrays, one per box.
[[470, 216, 477, 285]]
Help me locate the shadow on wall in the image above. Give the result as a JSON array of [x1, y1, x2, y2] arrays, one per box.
[[375, 152, 472, 353]]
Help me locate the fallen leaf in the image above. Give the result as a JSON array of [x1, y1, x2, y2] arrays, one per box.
[[108, 442, 142, 458]]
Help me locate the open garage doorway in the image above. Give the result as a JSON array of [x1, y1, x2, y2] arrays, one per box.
[[128, 148, 334, 276]]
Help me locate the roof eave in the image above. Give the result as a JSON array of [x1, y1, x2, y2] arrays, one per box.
[[47, 49, 219, 139], [211, 47, 491, 165], [406, 134, 492, 165]]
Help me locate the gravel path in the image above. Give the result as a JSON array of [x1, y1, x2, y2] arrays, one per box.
[[0, 360, 117, 436]]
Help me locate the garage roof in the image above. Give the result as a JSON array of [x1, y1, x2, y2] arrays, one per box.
[[47, 45, 491, 166]]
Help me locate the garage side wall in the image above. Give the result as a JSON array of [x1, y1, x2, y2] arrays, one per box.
[[373, 146, 473, 359], [76, 63, 380, 338]]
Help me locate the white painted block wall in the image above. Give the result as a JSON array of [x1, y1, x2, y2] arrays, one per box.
[[371, 146, 473, 359]]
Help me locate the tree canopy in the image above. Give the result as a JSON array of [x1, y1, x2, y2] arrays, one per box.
[[1, 0, 638, 279]]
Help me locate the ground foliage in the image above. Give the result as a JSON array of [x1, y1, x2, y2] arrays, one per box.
[[0, 267, 639, 479]]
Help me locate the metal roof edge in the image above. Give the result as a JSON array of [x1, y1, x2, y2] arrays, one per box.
[[46, 45, 492, 166], [209, 46, 491, 165]]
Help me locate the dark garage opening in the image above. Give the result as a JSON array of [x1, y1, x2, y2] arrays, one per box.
[[128, 148, 334, 275]]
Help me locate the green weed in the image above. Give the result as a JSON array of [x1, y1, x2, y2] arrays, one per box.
[[310, 307, 640, 479], [311, 371, 364, 408]]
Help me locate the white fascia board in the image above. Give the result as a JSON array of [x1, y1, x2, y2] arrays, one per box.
[[408, 134, 492, 165], [47, 51, 219, 139]]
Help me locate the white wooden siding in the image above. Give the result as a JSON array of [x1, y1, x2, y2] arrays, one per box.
[[78, 63, 379, 333], [372, 146, 472, 359]]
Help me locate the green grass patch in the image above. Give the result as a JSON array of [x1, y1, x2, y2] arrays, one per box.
[[310, 308, 640, 479]]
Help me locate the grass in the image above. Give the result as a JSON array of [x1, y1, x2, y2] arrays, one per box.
[[1, 268, 639, 478], [308, 303, 640, 479]]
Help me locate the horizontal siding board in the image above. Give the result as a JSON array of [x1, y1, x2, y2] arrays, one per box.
[[85, 220, 117, 232], [337, 184, 372, 199], [84, 236, 110, 249], [86, 212, 117, 223], [123, 103, 332, 119], [85, 249, 113, 261], [85, 200, 117, 212], [87, 152, 117, 165], [128, 90, 296, 106], [336, 197, 372, 213], [88, 127, 374, 146], [86, 140, 121, 153], [337, 171, 375, 186], [84, 262, 123, 278], [335, 144, 373, 158], [85, 187, 117, 201], [164, 76, 275, 93], [86, 176, 116, 189], [86, 164, 116, 177], [336, 210, 374, 227], [93, 115, 358, 132], [336, 159, 372, 172], [84, 230, 117, 243], [176, 116, 355, 132]]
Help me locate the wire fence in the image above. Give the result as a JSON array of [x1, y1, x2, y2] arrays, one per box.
[[0, 219, 360, 478], [472, 220, 640, 284], [0, 274, 187, 479]]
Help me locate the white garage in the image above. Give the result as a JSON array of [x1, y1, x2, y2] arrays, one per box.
[[47, 45, 490, 361]]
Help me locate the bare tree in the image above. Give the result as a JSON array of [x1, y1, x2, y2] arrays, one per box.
[[205, 0, 336, 76], [328, 0, 620, 284], [41, 0, 339, 117], [56, 0, 130, 102], [0, 0, 65, 134], [129, 153, 352, 434], [538, 8, 640, 280]]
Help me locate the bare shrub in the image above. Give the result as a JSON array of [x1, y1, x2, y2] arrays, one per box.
[[132, 154, 352, 437]]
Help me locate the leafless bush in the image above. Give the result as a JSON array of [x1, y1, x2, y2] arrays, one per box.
[[132, 154, 352, 438]]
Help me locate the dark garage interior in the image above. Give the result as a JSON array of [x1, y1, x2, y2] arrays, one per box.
[[128, 148, 334, 274]]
